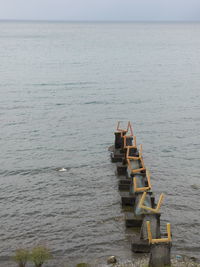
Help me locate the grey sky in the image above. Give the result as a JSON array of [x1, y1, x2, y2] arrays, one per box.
[[0, 0, 200, 21]]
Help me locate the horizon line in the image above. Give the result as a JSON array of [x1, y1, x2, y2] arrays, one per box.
[[0, 19, 200, 23]]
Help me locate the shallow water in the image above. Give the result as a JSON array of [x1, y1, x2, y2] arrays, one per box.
[[0, 21, 199, 265]]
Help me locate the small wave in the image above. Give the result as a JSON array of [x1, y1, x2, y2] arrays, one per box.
[[84, 101, 106, 105], [32, 81, 96, 87], [55, 103, 66, 106], [0, 164, 90, 177], [98, 215, 124, 224], [4, 121, 26, 126], [0, 105, 34, 111], [162, 149, 171, 153], [0, 167, 58, 177]]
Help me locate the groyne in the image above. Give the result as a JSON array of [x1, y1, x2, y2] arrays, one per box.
[[109, 121, 172, 267]]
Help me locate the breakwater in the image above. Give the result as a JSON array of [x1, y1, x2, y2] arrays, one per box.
[[109, 121, 172, 267]]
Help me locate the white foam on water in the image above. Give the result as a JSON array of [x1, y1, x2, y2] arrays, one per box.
[[58, 168, 67, 172]]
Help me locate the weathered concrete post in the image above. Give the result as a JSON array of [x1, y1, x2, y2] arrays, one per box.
[[149, 243, 171, 267], [146, 221, 172, 267], [111, 131, 126, 163], [140, 213, 161, 240], [114, 131, 126, 149], [121, 136, 133, 151], [116, 135, 134, 176]]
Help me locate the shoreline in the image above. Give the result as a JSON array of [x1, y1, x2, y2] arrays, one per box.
[[1, 254, 200, 267]]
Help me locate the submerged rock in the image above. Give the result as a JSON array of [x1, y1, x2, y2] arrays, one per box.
[[108, 145, 114, 152]]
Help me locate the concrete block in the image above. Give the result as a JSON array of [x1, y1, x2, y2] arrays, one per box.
[[114, 132, 123, 149], [118, 178, 131, 185], [149, 243, 172, 267], [118, 183, 130, 191], [116, 163, 127, 175], [129, 147, 138, 156], [140, 213, 161, 240], [131, 237, 150, 253], [124, 136, 133, 147], [121, 192, 136, 206], [111, 151, 123, 162], [125, 212, 143, 227]]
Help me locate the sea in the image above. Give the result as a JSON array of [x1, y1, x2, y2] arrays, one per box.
[[0, 21, 199, 266]]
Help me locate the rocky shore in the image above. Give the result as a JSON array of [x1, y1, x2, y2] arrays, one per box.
[[74, 255, 200, 267], [1, 254, 199, 267], [107, 256, 200, 267]]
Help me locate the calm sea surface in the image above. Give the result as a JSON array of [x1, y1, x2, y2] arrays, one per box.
[[0, 21, 199, 266]]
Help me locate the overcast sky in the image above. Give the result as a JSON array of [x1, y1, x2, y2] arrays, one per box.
[[0, 0, 200, 21]]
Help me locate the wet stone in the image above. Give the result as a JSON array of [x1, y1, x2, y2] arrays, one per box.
[[107, 256, 117, 264]]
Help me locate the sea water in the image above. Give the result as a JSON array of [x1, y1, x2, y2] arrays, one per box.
[[0, 21, 199, 266]]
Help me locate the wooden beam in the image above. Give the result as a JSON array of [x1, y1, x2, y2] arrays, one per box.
[[146, 221, 172, 244], [139, 192, 164, 213]]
